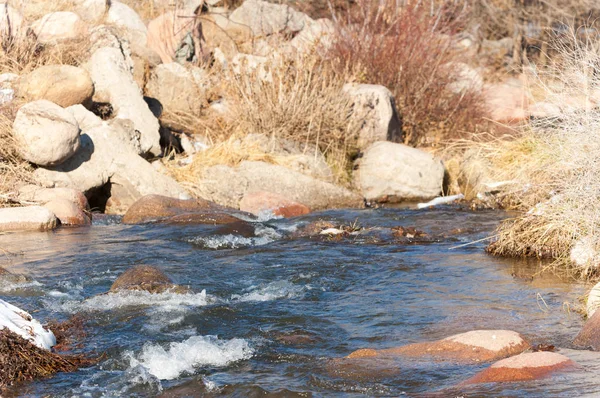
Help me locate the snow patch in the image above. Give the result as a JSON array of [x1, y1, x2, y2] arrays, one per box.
[[0, 299, 56, 350]]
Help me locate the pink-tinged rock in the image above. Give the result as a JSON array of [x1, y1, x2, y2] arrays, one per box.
[[0, 206, 57, 232], [44, 199, 91, 226], [17, 185, 89, 211], [484, 78, 530, 124], [239, 191, 311, 218], [347, 330, 530, 363], [573, 310, 600, 350], [463, 351, 577, 384]]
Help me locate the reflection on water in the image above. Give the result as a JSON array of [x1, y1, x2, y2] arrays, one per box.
[[0, 207, 597, 397]]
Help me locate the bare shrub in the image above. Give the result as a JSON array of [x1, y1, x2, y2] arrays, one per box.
[[327, 0, 488, 146], [166, 56, 358, 185], [0, 105, 33, 205]]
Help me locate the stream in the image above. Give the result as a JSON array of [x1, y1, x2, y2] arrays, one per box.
[[1, 206, 598, 397]]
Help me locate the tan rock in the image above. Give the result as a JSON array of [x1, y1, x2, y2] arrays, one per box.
[[0, 4, 24, 40], [347, 330, 530, 363], [464, 351, 577, 384], [228, 0, 310, 37], [354, 141, 445, 203], [240, 191, 310, 218], [17, 185, 89, 211], [0, 206, 58, 232], [110, 265, 189, 294], [13, 100, 81, 167], [17, 65, 94, 108], [31, 12, 87, 43], [44, 198, 91, 226], [484, 77, 530, 124]]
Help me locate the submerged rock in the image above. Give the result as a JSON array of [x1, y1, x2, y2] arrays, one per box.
[[347, 330, 530, 363], [463, 351, 577, 384], [239, 191, 311, 218], [110, 265, 189, 294], [122, 194, 249, 225], [0, 206, 58, 232]]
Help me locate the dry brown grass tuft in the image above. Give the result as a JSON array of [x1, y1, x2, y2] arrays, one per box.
[[465, 27, 600, 279], [0, 33, 90, 74], [327, 0, 489, 146], [166, 55, 359, 185]]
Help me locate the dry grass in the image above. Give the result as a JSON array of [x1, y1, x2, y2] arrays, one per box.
[[0, 33, 90, 74], [463, 27, 600, 279], [166, 55, 359, 185], [0, 105, 33, 205], [327, 0, 489, 146]]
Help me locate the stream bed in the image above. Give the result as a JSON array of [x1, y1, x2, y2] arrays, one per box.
[[0, 206, 598, 397]]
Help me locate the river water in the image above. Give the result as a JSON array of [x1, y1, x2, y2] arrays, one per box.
[[0, 206, 599, 397]]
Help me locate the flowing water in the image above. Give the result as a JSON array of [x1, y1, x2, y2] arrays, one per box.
[[0, 206, 599, 397]]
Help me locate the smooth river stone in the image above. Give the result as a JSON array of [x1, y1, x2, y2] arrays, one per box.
[[463, 351, 577, 384], [347, 330, 530, 363]]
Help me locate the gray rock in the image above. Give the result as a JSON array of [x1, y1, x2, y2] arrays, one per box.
[[87, 46, 161, 156], [197, 160, 362, 210], [33, 106, 189, 214], [13, 100, 81, 167], [31, 11, 87, 43], [229, 0, 310, 37], [0, 206, 57, 232], [343, 84, 403, 150], [355, 141, 444, 202]]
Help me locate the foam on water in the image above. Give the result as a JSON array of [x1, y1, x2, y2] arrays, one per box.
[[0, 280, 42, 293], [126, 335, 254, 380], [231, 280, 305, 302], [189, 225, 282, 249], [59, 289, 214, 313]]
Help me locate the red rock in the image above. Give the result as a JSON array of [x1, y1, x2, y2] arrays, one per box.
[[110, 265, 189, 294], [44, 199, 91, 226], [347, 330, 530, 363], [239, 191, 311, 218], [122, 194, 251, 225], [463, 351, 577, 384], [573, 310, 600, 350]]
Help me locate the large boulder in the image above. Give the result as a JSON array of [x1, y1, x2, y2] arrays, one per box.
[[122, 194, 248, 225], [87, 46, 161, 156], [110, 265, 188, 294], [343, 84, 403, 150], [0, 206, 58, 232], [197, 161, 362, 210], [33, 106, 189, 207], [347, 330, 530, 363], [73, 0, 109, 22], [105, 1, 147, 48], [17, 65, 94, 108], [145, 62, 207, 127], [464, 352, 577, 384], [44, 198, 91, 226], [228, 0, 310, 37], [13, 100, 81, 167], [31, 12, 87, 43], [354, 142, 445, 202], [239, 191, 310, 218]]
